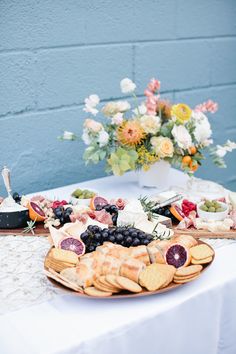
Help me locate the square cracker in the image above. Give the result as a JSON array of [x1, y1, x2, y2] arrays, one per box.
[[139, 264, 174, 291]]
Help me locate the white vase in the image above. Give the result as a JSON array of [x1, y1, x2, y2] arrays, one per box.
[[138, 160, 171, 189]]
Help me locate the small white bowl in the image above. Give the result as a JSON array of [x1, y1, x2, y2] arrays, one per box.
[[70, 196, 91, 206], [197, 201, 229, 221]]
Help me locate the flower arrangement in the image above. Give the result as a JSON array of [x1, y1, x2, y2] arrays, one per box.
[[63, 77, 236, 176]]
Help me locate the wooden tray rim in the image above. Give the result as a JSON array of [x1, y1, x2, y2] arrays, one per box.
[[44, 240, 215, 299]]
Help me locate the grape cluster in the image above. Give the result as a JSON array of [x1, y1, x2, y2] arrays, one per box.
[[153, 206, 178, 223], [95, 204, 118, 225], [80, 225, 153, 253], [53, 206, 73, 225]]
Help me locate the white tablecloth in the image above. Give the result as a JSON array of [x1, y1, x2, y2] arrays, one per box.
[[1, 170, 236, 354]]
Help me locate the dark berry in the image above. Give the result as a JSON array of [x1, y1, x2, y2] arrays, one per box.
[[92, 225, 100, 232], [80, 232, 89, 242], [138, 232, 146, 239], [87, 245, 95, 253], [112, 214, 118, 225], [60, 216, 65, 224], [87, 225, 94, 232], [65, 207, 73, 214], [125, 236, 132, 246], [131, 231, 138, 238], [108, 228, 116, 235], [13, 192, 21, 203], [132, 238, 140, 246], [164, 208, 172, 217], [146, 234, 153, 241], [94, 233, 102, 241], [95, 205, 103, 211], [104, 204, 111, 212], [116, 234, 124, 243], [64, 214, 71, 223], [142, 239, 150, 246], [102, 231, 109, 240], [108, 235, 115, 243], [123, 230, 130, 237], [109, 205, 118, 213]]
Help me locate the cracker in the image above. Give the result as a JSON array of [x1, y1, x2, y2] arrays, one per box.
[[174, 272, 200, 281], [139, 264, 172, 291], [93, 278, 119, 293], [105, 275, 124, 290], [173, 273, 200, 284], [191, 256, 213, 265], [84, 287, 112, 297], [51, 248, 78, 264], [45, 257, 75, 273], [98, 276, 121, 292], [175, 265, 203, 277], [190, 244, 214, 260], [116, 276, 142, 293]]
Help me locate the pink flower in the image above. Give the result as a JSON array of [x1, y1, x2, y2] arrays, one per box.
[[144, 89, 153, 97], [148, 78, 161, 93], [195, 100, 218, 114]]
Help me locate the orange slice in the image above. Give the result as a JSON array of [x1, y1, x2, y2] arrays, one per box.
[[169, 205, 184, 222]]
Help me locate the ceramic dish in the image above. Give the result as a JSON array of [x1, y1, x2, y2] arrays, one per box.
[[197, 201, 229, 221]]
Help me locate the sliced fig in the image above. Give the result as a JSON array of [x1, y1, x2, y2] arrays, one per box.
[[165, 243, 190, 268], [60, 237, 85, 256]]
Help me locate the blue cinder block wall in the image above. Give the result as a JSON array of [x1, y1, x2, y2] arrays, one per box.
[[0, 0, 236, 194]]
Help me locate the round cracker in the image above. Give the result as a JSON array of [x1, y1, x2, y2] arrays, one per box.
[[93, 279, 114, 292], [98, 276, 120, 292], [191, 256, 213, 265], [116, 276, 142, 293], [105, 275, 124, 290], [190, 244, 214, 260], [174, 272, 200, 281], [175, 265, 203, 277], [84, 287, 112, 297], [173, 273, 200, 284]]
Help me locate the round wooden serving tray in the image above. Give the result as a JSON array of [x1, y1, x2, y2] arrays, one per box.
[[44, 240, 215, 299]]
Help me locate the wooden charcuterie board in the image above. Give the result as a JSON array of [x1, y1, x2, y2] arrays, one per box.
[[173, 228, 236, 239], [0, 223, 236, 239], [0, 223, 49, 236]]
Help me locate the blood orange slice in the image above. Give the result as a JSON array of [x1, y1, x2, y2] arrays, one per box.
[[28, 201, 46, 222], [165, 243, 190, 268], [169, 205, 185, 222], [90, 196, 109, 210], [60, 237, 85, 256]]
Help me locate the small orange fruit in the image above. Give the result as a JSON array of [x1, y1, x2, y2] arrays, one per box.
[[169, 205, 185, 222], [189, 146, 197, 155], [189, 161, 199, 172], [90, 196, 109, 210], [28, 201, 46, 222], [182, 156, 191, 165]]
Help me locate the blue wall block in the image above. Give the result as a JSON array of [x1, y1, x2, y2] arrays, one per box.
[[0, 0, 236, 193]]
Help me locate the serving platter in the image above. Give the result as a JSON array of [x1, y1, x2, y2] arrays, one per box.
[[44, 240, 215, 299]]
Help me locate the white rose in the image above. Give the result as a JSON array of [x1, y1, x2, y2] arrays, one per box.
[[133, 103, 147, 116], [111, 112, 123, 125], [62, 131, 75, 140], [83, 94, 100, 116], [171, 125, 192, 149], [192, 111, 212, 144], [82, 130, 91, 145], [140, 115, 161, 134], [225, 140, 236, 152], [120, 78, 136, 94], [215, 146, 227, 158], [102, 101, 130, 116], [98, 130, 109, 147]]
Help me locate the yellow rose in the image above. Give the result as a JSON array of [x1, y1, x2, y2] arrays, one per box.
[[151, 136, 174, 158], [171, 103, 192, 124]]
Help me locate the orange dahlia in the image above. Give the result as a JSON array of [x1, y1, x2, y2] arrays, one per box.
[[117, 120, 145, 147]]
